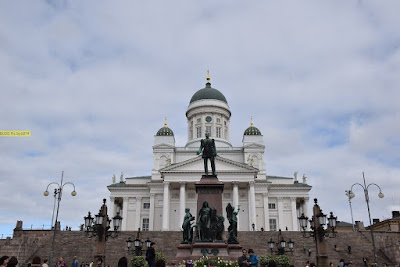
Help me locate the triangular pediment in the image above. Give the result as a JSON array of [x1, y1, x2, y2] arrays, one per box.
[[160, 156, 258, 174], [243, 143, 265, 149], [153, 143, 175, 149]]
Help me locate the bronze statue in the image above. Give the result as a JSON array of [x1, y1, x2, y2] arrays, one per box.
[[210, 207, 225, 241], [197, 132, 217, 176], [181, 208, 195, 244], [197, 201, 212, 241], [226, 203, 240, 244]]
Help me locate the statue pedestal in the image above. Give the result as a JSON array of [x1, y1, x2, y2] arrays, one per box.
[[176, 242, 243, 261], [195, 175, 224, 214], [175, 175, 242, 262]]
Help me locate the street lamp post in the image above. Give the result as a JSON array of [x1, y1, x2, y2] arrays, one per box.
[[345, 190, 355, 232], [84, 199, 122, 266], [126, 229, 152, 256], [267, 229, 294, 255], [43, 171, 77, 267], [348, 172, 384, 266], [298, 198, 337, 267]]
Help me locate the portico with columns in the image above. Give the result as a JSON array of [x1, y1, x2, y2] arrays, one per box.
[[107, 75, 311, 232]]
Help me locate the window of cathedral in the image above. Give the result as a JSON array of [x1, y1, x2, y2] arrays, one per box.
[[206, 126, 211, 136], [224, 121, 227, 126], [196, 127, 202, 138], [268, 203, 276, 209], [216, 127, 221, 138], [197, 118, 201, 123], [217, 118, 221, 123], [143, 203, 150, 209], [142, 218, 149, 231], [269, 219, 277, 231]]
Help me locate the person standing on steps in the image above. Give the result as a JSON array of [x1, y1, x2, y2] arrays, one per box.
[[146, 242, 156, 267]]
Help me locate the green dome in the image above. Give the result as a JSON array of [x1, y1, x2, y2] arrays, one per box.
[[244, 125, 262, 135], [156, 126, 174, 136], [190, 82, 227, 104]]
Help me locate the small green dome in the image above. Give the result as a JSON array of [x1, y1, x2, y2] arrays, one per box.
[[244, 125, 262, 135], [190, 82, 227, 104], [156, 127, 174, 136]]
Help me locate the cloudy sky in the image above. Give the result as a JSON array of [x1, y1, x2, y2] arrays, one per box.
[[1, 1, 399, 237]]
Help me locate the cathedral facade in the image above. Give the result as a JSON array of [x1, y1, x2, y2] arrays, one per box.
[[107, 76, 311, 232]]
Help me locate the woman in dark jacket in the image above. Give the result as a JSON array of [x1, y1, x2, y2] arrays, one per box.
[[145, 242, 156, 267]]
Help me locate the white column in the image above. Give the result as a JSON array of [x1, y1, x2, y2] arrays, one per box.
[[149, 193, 155, 230], [122, 197, 129, 231], [162, 182, 170, 230], [263, 193, 270, 231], [179, 182, 186, 229], [303, 197, 309, 230], [109, 197, 115, 229], [249, 181, 257, 230], [291, 197, 298, 231], [135, 197, 142, 231], [277, 197, 284, 230], [232, 182, 239, 208], [232, 182, 239, 229]]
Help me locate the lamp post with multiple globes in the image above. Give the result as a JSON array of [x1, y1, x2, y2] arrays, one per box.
[[267, 229, 294, 255], [43, 171, 77, 267], [84, 199, 123, 266], [298, 198, 337, 267], [348, 172, 384, 266]]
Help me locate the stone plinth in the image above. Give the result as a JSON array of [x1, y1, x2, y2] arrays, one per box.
[[195, 175, 224, 214]]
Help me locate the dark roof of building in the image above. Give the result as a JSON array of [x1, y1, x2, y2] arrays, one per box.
[[156, 126, 174, 136], [190, 82, 227, 104], [244, 125, 262, 135], [336, 221, 354, 227]]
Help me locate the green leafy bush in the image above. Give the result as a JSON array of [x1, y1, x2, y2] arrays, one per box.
[[155, 251, 166, 265], [259, 254, 291, 267], [275, 255, 290, 267], [130, 256, 148, 267], [259, 254, 275, 266], [179, 256, 238, 267]]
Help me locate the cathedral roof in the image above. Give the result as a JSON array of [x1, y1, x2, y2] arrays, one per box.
[[190, 82, 227, 104], [156, 118, 174, 136], [244, 118, 262, 135]]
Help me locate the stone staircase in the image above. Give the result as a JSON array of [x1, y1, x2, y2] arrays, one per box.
[[1, 230, 398, 266]]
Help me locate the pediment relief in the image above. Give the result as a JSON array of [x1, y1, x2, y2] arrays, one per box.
[[243, 143, 265, 149], [153, 144, 175, 149], [160, 156, 258, 174]]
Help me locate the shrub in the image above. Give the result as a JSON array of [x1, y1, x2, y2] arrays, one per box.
[[275, 255, 290, 267], [179, 256, 238, 267], [155, 251, 166, 264], [259, 254, 275, 267], [130, 256, 148, 267]]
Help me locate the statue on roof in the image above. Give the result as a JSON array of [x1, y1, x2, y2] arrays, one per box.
[[197, 132, 217, 176], [294, 171, 298, 182], [112, 174, 116, 184], [302, 174, 307, 184], [120, 172, 124, 182]]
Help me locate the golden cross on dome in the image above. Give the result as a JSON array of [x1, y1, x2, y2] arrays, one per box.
[[164, 117, 167, 128], [206, 70, 210, 81]]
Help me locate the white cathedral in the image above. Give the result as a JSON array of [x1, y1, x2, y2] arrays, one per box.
[[107, 75, 311, 232]]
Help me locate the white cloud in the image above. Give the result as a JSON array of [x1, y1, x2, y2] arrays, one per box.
[[1, 0, 400, 235]]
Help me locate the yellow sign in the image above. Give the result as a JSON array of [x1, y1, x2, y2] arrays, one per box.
[[0, 131, 31, 137]]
